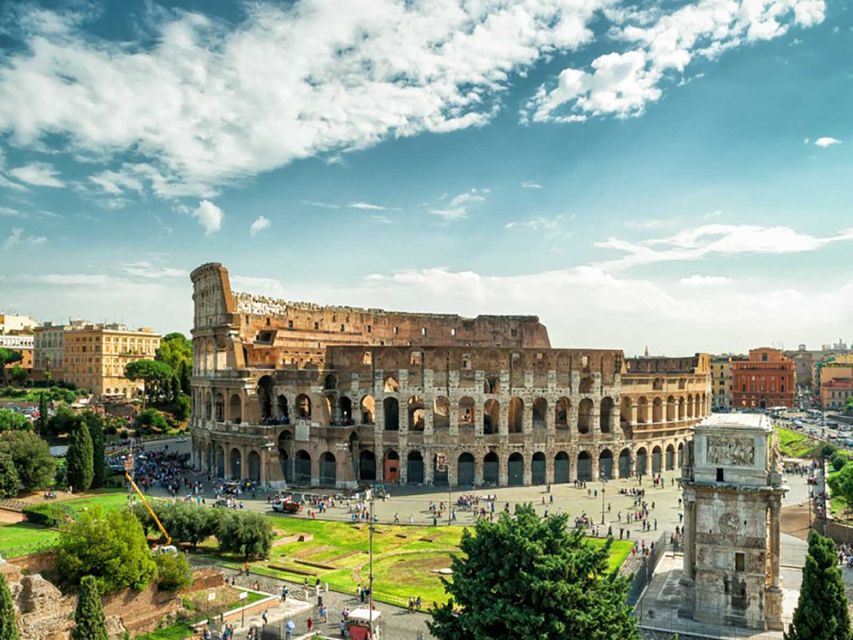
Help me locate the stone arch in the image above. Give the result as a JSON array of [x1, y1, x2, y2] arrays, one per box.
[[483, 451, 499, 485], [384, 375, 400, 393], [228, 393, 241, 422], [359, 450, 376, 481], [484, 399, 500, 435], [408, 396, 425, 431], [230, 448, 242, 480], [407, 451, 424, 484], [578, 398, 594, 434], [508, 397, 524, 434], [599, 448, 614, 480], [458, 396, 475, 427], [577, 450, 593, 482], [600, 397, 614, 433], [319, 452, 337, 485], [652, 397, 663, 423], [295, 450, 311, 484], [338, 396, 353, 423], [533, 398, 547, 430], [257, 375, 274, 420], [618, 448, 631, 478], [248, 450, 261, 482], [383, 397, 400, 431], [636, 447, 648, 476], [652, 445, 663, 474], [637, 397, 648, 424], [360, 395, 375, 425], [295, 394, 312, 419], [532, 452, 546, 484], [457, 452, 475, 486], [555, 397, 570, 430], [507, 452, 524, 486], [384, 450, 400, 483], [433, 396, 450, 430], [554, 451, 570, 484], [665, 444, 676, 471]]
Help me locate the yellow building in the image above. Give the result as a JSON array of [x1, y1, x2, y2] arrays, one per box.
[[60, 322, 161, 398]]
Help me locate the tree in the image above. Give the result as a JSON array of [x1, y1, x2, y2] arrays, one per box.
[[155, 552, 192, 592], [125, 359, 174, 406], [0, 453, 20, 498], [155, 334, 193, 395], [71, 576, 108, 640], [0, 347, 22, 386], [0, 408, 30, 432], [9, 365, 27, 388], [0, 571, 20, 640], [216, 511, 274, 560], [36, 393, 48, 435], [0, 431, 56, 491], [57, 507, 157, 595], [785, 530, 852, 640], [83, 413, 107, 489], [66, 423, 94, 492], [430, 505, 639, 640]]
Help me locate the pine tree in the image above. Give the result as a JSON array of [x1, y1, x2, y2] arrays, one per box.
[[786, 531, 852, 640], [84, 413, 106, 489], [66, 422, 94, 492], [71, 576, 108, 640], [0, 571, 20, 640]]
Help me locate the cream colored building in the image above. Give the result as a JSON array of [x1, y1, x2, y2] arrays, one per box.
[[0, 313, 37, 334], [59, 322, 160, 397]]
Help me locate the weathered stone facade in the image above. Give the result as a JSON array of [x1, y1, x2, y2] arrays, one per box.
[[680, 414, 786, 631], [190, 263, 712, 488]]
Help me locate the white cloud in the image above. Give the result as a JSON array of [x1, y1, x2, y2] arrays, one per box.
[[526, 0, 825, 122], [0, 2, 606, 198], [249, 215, 271, 237], [596, 223, 853, 271], [814, 136, 841, 148], [190, 199, 223, 235], [521, 180, 543, 189], [678, 275, 734, 287], [8, 162, 64, 187], [430, 188, 489, 221]]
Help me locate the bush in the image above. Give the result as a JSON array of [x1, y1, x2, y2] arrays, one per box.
[[136, 409, 168, 434], [155, 552, 192, 592], [23, 503, 74, 527], [57, 507, 157, 594]]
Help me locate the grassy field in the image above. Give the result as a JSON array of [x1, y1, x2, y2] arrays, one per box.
[[775, 426, 820, 459], [251, 517, 632, 607], [0, 489, 137, 558]]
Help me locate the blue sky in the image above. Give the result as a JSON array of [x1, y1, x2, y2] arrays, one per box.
[[0, 0, 850, 355]]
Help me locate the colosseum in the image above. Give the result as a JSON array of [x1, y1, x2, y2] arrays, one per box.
[[190, 263, 711, 488]]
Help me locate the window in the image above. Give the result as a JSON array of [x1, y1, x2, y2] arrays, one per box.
[[735, 552, 745, 572], [716, 468, 724, 482]]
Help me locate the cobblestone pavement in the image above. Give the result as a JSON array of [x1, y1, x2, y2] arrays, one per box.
[[224, 570, 434, 640]]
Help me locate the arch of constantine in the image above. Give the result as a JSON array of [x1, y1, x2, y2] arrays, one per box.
[[190, 263, 712, 488]]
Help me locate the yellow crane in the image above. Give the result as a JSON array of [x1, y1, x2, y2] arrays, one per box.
[[124, 457, 172, 546]]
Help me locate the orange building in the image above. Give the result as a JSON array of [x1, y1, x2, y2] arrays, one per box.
[[732, 348, 796, 409]]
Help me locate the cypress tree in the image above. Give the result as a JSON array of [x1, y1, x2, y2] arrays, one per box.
[[0, 571, 20, 640], [66, 422, 94, 492], [71, 576, 108, 640], [786, 530, 852, 640], [84, 413, 106, 489]]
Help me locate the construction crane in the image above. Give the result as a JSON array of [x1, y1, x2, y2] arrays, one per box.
[[124, 456, 172, 547]]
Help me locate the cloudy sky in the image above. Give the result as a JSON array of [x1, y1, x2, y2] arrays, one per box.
[[0, 0, 850, 356]]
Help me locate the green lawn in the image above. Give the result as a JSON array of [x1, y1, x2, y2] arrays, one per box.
[[253, 517, 632, 608], [0, 489, 142, 558], [775, 426, 820, 459]]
